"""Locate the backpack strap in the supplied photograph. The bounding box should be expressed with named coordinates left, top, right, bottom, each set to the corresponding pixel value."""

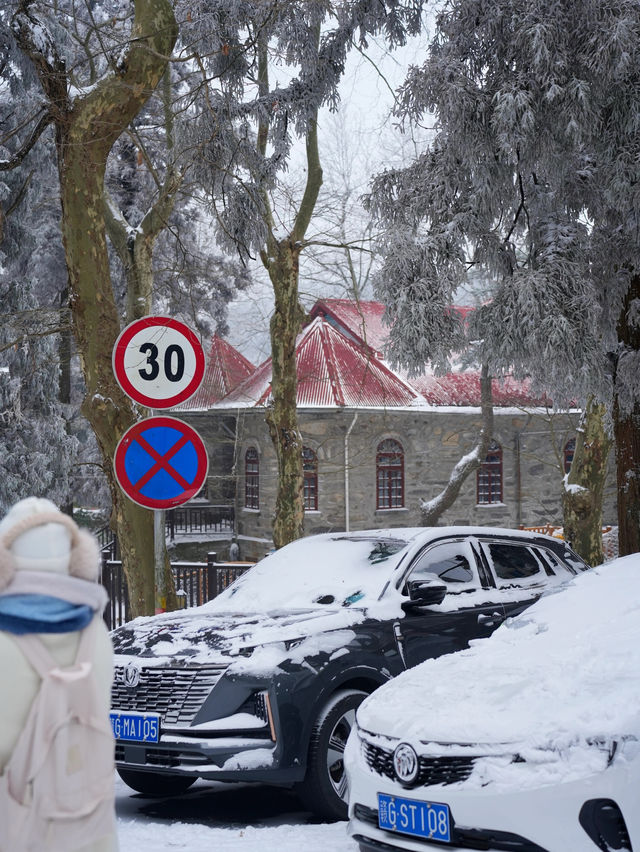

left=73, top=615, right=99, bottom=665
left=7, top=617, right=100, bottom=678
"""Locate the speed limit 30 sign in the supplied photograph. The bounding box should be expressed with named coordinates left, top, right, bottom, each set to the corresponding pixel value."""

left=112, top=317, right=205, bottom=408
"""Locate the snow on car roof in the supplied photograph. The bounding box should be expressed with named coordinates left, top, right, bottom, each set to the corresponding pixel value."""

left=203, top=526, right=553, bottom=614
left=202, top=529, right=423, bottom=613
left=357, top=553, right=640, bottom=746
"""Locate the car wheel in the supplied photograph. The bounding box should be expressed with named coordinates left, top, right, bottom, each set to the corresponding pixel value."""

left=297, top=688, right=367, bottom=821
left=117, top=766, right=197, bottom=796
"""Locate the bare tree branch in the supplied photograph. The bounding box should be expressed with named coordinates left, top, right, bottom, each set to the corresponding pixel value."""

left=0, top=111, right=53, bottom=171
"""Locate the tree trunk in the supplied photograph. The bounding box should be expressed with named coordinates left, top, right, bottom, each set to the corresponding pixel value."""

left=614, top=274, right=640, bottom=556
left=60, top=142, right=161, bottom=613
left=421, top=364, right=494, bottom=525
left=102, top=196, right=179, bottom=610
left=58, top=284, right=74, bottom=516
left=100, top=80, right=184, bottom=611
left=256, top=26, right=322, bottom=549
left=562, top=398, right=611, bottom=565
left=265, top=241, right=306, bottom=548
left=14, top=0, right=178, bottom=615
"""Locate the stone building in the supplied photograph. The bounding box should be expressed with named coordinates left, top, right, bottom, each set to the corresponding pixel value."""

left=180, top=300, right=615, bottom=561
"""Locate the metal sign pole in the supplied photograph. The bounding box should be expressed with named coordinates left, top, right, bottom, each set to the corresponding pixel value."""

left=154, top=508, right=166, bottom=613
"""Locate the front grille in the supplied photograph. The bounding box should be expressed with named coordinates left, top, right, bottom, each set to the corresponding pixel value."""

left=111, top=664, right=226, bottom=727
left=363, top=741, right=476, bottom=787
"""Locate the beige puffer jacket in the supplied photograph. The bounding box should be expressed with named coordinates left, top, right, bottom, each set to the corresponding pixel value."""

left=0, top=498, right=118, bottom=852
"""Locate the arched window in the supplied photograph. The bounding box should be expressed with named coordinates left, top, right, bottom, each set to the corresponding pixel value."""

left=563, top=438, right=576, bottom=474
left=477, top=440, right=503, bottom=504
left=302, top=447, right=318, bottom=511
left=244, top=447, right=259, bottom=509
left=376, top=439, right=404, bottom=509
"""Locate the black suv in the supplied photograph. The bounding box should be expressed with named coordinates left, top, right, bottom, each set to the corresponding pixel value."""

left=110, top=526, right=588, bottom=820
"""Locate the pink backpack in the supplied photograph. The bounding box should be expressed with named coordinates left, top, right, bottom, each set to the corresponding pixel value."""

left=0, top=619, right=116, bottom=852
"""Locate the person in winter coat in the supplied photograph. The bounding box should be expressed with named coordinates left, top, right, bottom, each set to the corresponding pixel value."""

left=0, top=497, right=117, bottom=852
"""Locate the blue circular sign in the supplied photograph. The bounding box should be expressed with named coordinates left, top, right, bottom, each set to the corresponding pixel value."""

left=114, top=416, right=209, bottom=509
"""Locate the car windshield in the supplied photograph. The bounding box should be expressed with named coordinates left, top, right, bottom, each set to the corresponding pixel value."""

left=202, top=533, right=413, bottom=613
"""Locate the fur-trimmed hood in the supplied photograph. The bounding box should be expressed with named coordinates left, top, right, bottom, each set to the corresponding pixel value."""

left=0, top=498, right=100, bottom=592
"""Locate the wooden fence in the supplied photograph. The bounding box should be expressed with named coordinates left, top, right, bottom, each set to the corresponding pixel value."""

left=100, top=551, right=252, bottom=629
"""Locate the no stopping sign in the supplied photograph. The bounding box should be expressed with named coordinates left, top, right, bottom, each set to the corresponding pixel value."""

left=113, top=317, right=205, bottom=408
left=114, top=416, right=209, bottom=509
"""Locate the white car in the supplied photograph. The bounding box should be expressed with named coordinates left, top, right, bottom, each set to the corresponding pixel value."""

left=345, top=553, right=640, bottom=852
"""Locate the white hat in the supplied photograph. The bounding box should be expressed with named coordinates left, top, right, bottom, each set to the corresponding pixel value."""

left=0, top=497, right=99, bottom=590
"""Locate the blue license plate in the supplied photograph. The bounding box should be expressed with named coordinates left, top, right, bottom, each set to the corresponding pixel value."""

left=378, top=792, right=451, bottom=843
left=110, top=711, right=160, bottom=743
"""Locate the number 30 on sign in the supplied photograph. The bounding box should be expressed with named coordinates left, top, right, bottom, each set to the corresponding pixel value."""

left=112, top=317, right=206, bottom=409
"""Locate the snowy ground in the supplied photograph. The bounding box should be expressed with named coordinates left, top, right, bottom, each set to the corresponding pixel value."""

left=115, top=776, right=355, bottom=851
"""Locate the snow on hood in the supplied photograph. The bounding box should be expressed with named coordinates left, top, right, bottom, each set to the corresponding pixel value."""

left=357, top=554, right=640, bottom=746
left=111, top=606, right=369, bottom=668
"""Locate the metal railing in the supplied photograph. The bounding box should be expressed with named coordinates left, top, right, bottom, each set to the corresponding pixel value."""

left=100, top=551, right=252, bottom=629
left=95, top=502, right=235, bottom=553
left=166, top=504, right=234, bottom=540
left=96, top=524, right=119, bottom=560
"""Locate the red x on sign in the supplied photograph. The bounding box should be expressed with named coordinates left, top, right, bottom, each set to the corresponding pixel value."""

left=114, top=416, right=209, bottom=509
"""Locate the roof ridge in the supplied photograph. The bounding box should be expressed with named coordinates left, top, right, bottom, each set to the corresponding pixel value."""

left=318, top=319, right=345, bottom=406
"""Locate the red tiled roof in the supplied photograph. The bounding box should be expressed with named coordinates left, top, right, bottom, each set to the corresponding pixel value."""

left=311, top=300, right=474, bottom=358
left=310, top=299, right=389, bottom=355
left=410, top=371, right=547, bottom=407
left=219, top=316, right=418, bottom=408
left=309, top=299, right=544, bottom=408
left=178, top=334, right=255, bottom=410
left=207, top=299, right=546, bottom=410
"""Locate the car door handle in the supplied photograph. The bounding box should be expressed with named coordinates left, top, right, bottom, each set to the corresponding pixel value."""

left=477, top=612, right=504, bottom=627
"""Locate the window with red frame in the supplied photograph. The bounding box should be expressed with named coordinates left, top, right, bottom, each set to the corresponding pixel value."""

left=563, top=438, right=576, bottom=474
left=477, top=440, right=503, bottom=504
left=302, top=446, right=318, bottom=511
left=245, top=447, right=259, bottom=509
left=376, top=439, right=404, bottom=509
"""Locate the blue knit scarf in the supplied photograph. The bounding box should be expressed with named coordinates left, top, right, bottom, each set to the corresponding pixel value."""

left=0, top=594, right=94, bottom=634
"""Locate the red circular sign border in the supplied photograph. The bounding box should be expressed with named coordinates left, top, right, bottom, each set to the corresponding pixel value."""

left=114, top=416, right=209, bottom=510
left=112, top=317, right=206, bottom=409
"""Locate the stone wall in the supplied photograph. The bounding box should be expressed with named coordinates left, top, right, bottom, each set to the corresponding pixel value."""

left=188, top=406, right=617, bottom=561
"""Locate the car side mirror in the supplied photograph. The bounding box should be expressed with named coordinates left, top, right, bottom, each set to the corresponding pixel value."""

left=403, top=578, right=447, bottom=609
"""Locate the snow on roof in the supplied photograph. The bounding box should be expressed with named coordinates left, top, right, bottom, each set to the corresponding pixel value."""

left=178, top=334, right=255, bottom=411
left=218, top=316, right=419, bottom=408
left=311, top=299, right=474, bottom=357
